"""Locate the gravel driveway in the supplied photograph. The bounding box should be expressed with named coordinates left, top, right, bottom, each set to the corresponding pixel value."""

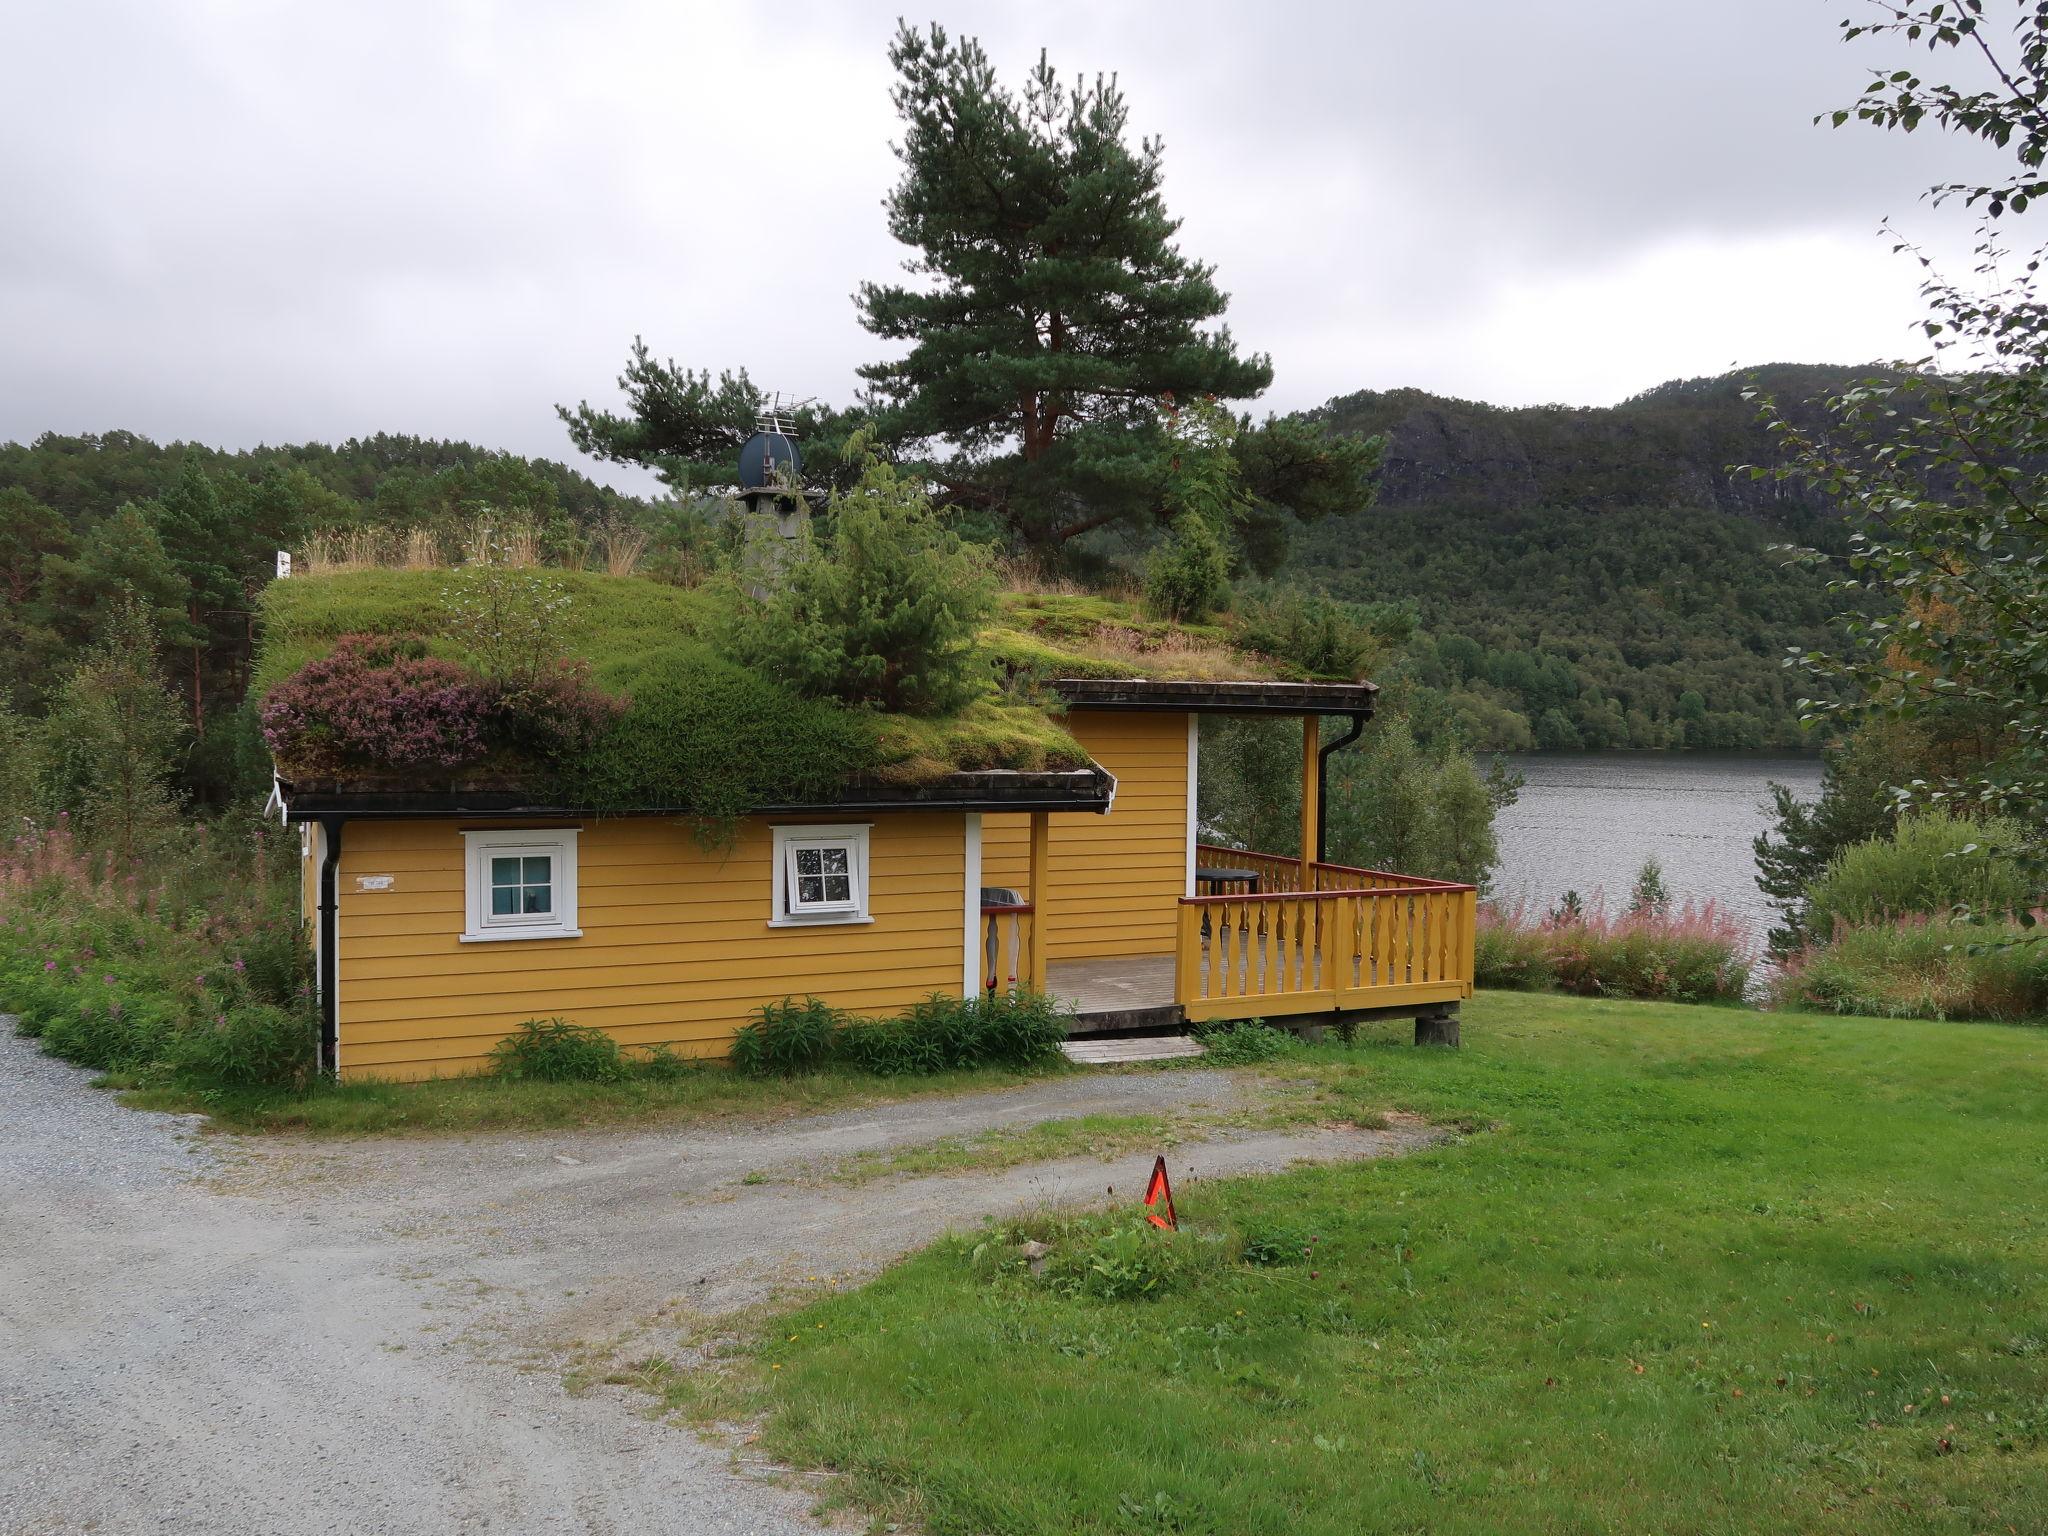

left=0, top=1024, right=1431, bottom=1535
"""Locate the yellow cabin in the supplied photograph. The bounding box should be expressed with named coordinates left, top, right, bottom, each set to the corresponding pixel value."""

left=281, top=676, right=1475, bottom=1081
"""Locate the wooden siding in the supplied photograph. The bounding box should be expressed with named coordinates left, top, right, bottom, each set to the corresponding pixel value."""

left=333, top=813, right=966, bottom=1081
left=984, top=709, right=1189, bottom=962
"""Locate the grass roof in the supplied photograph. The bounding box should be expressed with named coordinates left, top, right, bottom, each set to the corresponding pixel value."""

left=256, top=571, right=1309, bottom=813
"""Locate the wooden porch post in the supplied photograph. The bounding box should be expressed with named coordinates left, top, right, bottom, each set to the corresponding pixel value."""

left=1299, top=714, right=1320, bottom=885
left=1027, top=810, right=1051, bottom=991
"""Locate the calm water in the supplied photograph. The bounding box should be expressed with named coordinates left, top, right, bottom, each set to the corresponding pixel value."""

left=1490, top=752, right=1825, bottom=945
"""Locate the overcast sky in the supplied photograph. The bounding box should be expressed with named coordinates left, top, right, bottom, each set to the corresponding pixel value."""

left=0, top=0, right=2011, bottom=491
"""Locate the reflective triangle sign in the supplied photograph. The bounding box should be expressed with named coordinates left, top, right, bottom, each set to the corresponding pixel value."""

left=1143, top=1155, right=1177, bottom=1231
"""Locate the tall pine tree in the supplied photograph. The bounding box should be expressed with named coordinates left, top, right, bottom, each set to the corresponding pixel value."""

left=560, top=22, right=1379, bottom=565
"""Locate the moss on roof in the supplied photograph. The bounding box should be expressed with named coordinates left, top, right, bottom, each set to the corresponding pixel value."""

left=984, top=592, right=1284, bottom=683
left=257, top=572, right=1330, bottom=812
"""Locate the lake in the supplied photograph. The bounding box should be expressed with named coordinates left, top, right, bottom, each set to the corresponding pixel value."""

left=1489, top=752, right=1825, bottom=946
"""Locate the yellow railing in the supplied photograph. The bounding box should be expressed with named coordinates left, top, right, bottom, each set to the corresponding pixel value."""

left=1195, top=843, right=1468, bottom=896
left=1174, top=882, right=1478, bottom=1023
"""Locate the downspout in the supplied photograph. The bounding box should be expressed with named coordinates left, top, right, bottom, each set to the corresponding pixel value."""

left=316, top=815, right=345, bottom=1077
left=1314, top=713, right=1369, bottom=864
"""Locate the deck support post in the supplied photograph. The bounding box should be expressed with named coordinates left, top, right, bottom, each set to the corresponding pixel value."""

left=1415, top=1005, right=1461, bottom=1048
left=1298, top=714, right=1319, bottom=888
left=1026, top=810, right=1050, bottom=992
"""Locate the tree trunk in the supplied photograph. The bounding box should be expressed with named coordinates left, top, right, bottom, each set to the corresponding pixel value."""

left=190, top=607, right=205, bottom=735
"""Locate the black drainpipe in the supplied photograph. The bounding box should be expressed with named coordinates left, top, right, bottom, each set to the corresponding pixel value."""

left=316, top=815, right=345, bottom=1076
left=1315, top=713, right=1369, bottom=864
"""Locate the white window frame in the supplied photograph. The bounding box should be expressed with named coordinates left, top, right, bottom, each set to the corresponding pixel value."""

left=770, top=823, right=872, bottom=927
left=461, top=828, right=581, bottom=943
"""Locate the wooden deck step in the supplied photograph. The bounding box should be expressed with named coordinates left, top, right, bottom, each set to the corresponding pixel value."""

left=1061, top=1034, right=1206, bottom=1065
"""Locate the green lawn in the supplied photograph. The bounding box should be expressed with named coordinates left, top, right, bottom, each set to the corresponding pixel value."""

left=654, top=992, right=2048, bottom=1535
left=119, top=1060, right=1077, bottom=1137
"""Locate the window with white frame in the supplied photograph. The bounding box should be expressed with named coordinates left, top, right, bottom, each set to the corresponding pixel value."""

left=461, top=828, right=581, bottom=942
left=770, top=824, right=871, bottom=925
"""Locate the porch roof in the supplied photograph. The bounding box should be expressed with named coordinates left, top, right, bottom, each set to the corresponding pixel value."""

left=1052, top=677, right=1378, bottom=716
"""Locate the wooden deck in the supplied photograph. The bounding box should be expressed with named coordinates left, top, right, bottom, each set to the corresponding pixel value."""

left=1047, top=955, right=1179, bottom=1033
left=1032, top=849, right=1478, bottom=1037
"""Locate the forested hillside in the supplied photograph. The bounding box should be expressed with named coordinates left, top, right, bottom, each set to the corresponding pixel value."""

left=1284, top=364, right=1863, bottom=750
left=1, top=362, right=1858, bottom=791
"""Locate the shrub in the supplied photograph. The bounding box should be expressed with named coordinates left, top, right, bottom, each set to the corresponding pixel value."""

left=730, top=996, right=843, bottom=1076
left=0, top=812, right=322, bottom=1089
left=1142, top=512, right=1232, bottom=624
left=1804, top=815, right=2034, bottom=934
left=489, top=659, right=626, bottom=761
left=1233, top=588, right=1387, bottom=680
left=835, top=989, right=1071, bottom=1075
left=960, top=989, right=1071, bottom=1068
left=568, top=649, right=874, bottom=823
left=1478, top=895, right=1752, bottom=1004
left=487, top=1016, right=629, bottom=1083
left=1474, top=914, right=1556, bottom=991
left=166, top=1001, right=316, bottom=1089
left=1042, top=1218, right=1229, bottom=1301
left=722, top=446, right=996, bottom=716
left=234, top=917, right=313, bottom=1008
left=1194, top=1020, right=1288, bottom=1065
left=40, top=989, right=178, bottom=1075
left=1771, top=917, right=2048, bottom=1023
left=260, top=634, right=492, bottom=775
left=636, top=1042, right=699, bottom=1081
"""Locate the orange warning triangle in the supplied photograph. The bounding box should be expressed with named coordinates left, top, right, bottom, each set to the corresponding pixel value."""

left=1143, top=1155, right=1177, bottom=1230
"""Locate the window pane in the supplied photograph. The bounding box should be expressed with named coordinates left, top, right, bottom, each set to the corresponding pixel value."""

left=491, top=886, right=519, bottom=916
left=820, top=847, right=849, bottom=875
left=823, top=875, right=851, bottom=903
left=797, top=876, right=825, bottom=904
left=490, top=856, right=521, bottom=887
left=522, top=856, right=551, bottom=884
left=522, top=885, right=552, bottom=915
left=795, top=848, right=822, bottom=876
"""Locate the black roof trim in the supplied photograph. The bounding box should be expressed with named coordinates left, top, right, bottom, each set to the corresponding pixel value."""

left=1054, top=678, right=1378, bottom=715
left=277, top=767, right=1117, bottom=822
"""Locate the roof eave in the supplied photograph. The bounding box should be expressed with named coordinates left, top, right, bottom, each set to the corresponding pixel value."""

left=275, top=766, right=1117, bottom=822
left=1052, top=677, right=1378, bottom=716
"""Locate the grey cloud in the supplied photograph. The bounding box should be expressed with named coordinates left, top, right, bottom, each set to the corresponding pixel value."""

left=0, top=0, right=2018, bottom=490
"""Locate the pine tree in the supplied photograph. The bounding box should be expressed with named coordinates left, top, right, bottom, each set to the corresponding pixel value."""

left=560, top=23, right=1381, bottom=564
left=40, top=504, right=195, bottom=651
left=722, top=443, right=996, bottom=715
left=153, top=460, right=243, bottom=731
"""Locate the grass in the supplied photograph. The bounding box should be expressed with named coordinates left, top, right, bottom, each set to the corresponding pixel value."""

left=634, top=991, right=2048, bottom=1535
left=120, top=1059, right=1079, bottom=1137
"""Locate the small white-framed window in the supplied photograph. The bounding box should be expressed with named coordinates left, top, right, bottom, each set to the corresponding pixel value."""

left=770, top=824, right=872, bottom=926
left=461, top=828, right=581, bottom=942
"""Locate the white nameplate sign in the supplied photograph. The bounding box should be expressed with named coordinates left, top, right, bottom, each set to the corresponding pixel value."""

left=355, top=875, right=396, bottom=892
